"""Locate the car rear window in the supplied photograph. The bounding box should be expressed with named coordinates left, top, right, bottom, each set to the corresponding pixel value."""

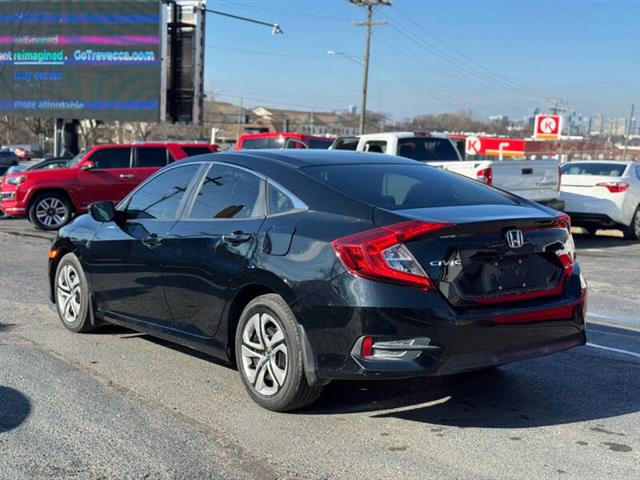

left=561, top=162, right=627, bottom=177
left=240, top=138, right=285, bottom=149
left=308, top=139, right=333, bottom=149
left=304, top=163, right=516, bottom=210
left=397, top=138, right=460, bottom=162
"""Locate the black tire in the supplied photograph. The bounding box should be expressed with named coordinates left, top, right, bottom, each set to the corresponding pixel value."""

left=235, top=294, right=323, bottom=412
left=623, top=206, right=640, bottom=241
left=54, top=253, right=95, bottom=333
left=28, top=192, right=73, bottom=231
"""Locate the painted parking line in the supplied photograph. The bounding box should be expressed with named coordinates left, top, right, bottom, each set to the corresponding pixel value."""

left=586, top=342, right=640, bottom=359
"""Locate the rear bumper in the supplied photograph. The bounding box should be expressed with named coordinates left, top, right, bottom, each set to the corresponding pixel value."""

left=561, top=192, right=627, bottom=225
left=297, top=270, right=586, bottom=382
left=566, top=212, right=623, bottom=228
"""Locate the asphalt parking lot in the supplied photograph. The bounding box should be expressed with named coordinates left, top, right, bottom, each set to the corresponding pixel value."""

left=0, top=219, right=638, bottom=480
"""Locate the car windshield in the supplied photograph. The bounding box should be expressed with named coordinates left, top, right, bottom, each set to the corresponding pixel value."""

left=561, top=162, right=627, bottom=177
left=303, top=163, right=517, bottom=210
left=65, top=150, right=88, bottom=169
left=396, top=138, right=460, bottom=162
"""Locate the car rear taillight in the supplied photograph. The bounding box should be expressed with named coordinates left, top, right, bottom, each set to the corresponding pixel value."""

left=476, top=167, right=493, bottom=185
left=596, top=182, right=629, bottom=193
left=553, top=211, right=576, bottom=268
left=331, top=220, right=453, bottom=289
left=553, top=212, right=571, bottom=229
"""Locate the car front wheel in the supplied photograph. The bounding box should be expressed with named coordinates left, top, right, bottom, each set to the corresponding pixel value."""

left=29, top=192, right=72, bottom=230
left=235, top=294, right=323, bottom=412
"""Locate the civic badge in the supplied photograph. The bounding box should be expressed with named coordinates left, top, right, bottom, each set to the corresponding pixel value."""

left=505, top=229, right=524, bottom=249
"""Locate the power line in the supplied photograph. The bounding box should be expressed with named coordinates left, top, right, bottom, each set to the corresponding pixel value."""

left=387, top=6, right=556, bottom=102
left=379, top=11, right=556, bottom=104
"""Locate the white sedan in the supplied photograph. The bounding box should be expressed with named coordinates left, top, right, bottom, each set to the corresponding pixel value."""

left=560, top=160, right=640, bottom=240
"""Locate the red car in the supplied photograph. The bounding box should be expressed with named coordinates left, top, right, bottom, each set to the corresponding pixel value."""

left=236, top=132, right=334, bottom=150
left=0, top=142, right=217, bottom=230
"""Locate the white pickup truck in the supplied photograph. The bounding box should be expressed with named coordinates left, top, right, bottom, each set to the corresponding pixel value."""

left=331, top=132, right=564, bottom=210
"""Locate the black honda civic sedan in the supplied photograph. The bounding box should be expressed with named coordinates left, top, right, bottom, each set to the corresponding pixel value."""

left=48, top=150, right=587, bottom=411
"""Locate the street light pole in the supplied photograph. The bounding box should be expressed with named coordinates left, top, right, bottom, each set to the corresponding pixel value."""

left=350, top=0, right=389, bottom=135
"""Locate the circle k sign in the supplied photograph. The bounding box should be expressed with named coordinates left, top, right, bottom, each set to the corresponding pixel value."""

left=534, top=114, right=562, bottom=139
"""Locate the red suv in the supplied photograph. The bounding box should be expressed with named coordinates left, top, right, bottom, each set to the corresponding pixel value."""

left=236, top=132, right=334, bottom=150
left=0, top=142, right=217, bottom=230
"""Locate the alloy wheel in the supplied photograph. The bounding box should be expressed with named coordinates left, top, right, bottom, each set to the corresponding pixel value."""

left=635, top=212, right=640, bottom=237
left=57, top=264, right=82, bottom=324
left=35, top=197, right=67, bottom=228
left=240, top=313, right=288, bottom=396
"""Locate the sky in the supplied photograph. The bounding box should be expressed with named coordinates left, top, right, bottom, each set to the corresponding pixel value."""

left=203, top=0, right=640, bottom=121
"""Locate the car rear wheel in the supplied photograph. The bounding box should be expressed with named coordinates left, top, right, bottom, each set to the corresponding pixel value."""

left=623, top=206, right=640, bottom=241
left=55, top=254, right=95, bottom=333
left=29, top=192, right=72, bottom=230
left=235, top=293, right=323, bottom=412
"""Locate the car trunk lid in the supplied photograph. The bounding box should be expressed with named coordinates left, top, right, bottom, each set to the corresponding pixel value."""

left=374, top=205, right=574, bottom=308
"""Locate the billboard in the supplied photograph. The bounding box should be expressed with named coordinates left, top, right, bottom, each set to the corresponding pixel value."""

left=0, top=0, right=163, bottom=122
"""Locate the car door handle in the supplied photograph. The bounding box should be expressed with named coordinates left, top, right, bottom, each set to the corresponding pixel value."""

left=141, top=234, right=163, bottom=249
left=223, top=231, right=253, bottom=245
left=120, top=174, right=134, bottom=179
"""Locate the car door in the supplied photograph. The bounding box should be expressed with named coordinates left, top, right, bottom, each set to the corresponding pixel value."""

left=86, top=163, right=203, bottom=329
left=162, top=163, right=266, bottom=339
left=75, top=147, right=134, bottom=211
left=131, top=146, right=173, bottom=185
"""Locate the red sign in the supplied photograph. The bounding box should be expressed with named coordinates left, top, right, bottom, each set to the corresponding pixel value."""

left=465, top=136, right=526, bottom=158
left=534, top=114, right=562, bottom=139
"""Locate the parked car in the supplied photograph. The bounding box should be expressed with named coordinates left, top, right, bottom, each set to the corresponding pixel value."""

left=48, top=150, right=586, bottom=412
left=2, top=144, right=43, bottom=160
left=561, top=160, right=640, bottom=240
left=0, top=142, right=218, bottom=230
left=331, top=132, right=564, bottom=210
left=0, top=150, right=20, bottom=174
left=236, top=132, right=334, bottom=150
left=5, top=156, right=72, bottom=176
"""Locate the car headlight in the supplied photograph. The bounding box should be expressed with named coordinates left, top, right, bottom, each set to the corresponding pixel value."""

left=5, top=175, right=26, bottom=186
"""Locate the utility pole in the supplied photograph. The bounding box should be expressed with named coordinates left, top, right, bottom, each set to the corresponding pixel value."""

left=236, top=97, right=244, bottom=141
left=350, top=0, right=390, bottom=135
left=622, top=103, right=635, bottom=161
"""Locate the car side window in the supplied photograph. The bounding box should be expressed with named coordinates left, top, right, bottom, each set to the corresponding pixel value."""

left=285, top=139, right=307, bottom=149
left=125, top=164, right=200, bottom=220
left=636, top=166, right=640, bottom=181
left=267, top=183, right=296, bottom=215
left=135, top=147, right=170, bottom=168
left=189, top=164, right=264, bottom=219
left=89, top=148, right=132, bottom=169
left=364, top=141, right=387, bottom=154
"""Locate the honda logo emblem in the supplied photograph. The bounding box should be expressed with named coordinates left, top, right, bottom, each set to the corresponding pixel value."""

left=505, top=229, right=524, bottom=249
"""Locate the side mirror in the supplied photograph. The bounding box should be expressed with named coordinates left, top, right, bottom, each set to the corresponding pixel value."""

left=80, top=160, right=96, bottom=171
left=89, top=201, right=117, bottom=223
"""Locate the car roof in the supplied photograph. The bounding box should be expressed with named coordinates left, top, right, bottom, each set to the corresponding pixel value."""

left=358, top=131, right=451, bottom=140
left=181, top=149, right=416, bottom=170
left=238, top=132, right=331, bottom=140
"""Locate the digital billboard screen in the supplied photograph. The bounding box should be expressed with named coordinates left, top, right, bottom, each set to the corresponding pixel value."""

left=0, top=0, right=163, bottom=122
